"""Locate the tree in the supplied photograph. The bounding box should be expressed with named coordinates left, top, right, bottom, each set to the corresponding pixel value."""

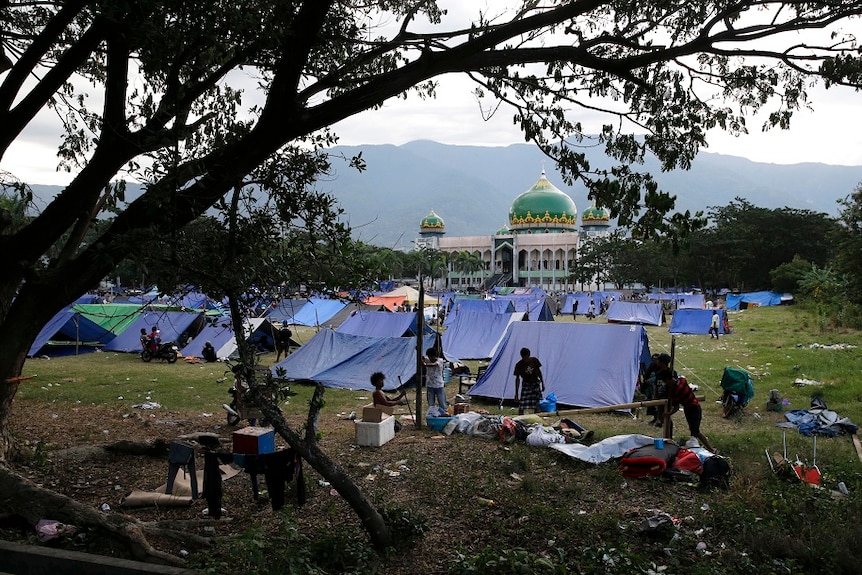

left=452, top=250, right=485, bottom=287
left=770, top=255, right=813, bottom=294
left=3, top=0, right=862, bottom=556
left=835, top=184, right=862, bottom=304
left=683, top=199, right=841, bottom=290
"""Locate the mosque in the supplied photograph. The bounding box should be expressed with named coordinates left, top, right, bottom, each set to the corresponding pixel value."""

left=415, top=170, right=611, bottom=292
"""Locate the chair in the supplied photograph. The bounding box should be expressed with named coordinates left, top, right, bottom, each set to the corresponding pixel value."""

left=720, top=366, right=754, bottom=418
left=458, top=365, right=487, bottom=395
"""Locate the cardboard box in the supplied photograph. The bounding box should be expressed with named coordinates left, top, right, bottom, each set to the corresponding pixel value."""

left=355, top=415, right=395, bottom=447
left=361, top=403, right=393, bottom=423
left=231, top=426, right=276, bottom=455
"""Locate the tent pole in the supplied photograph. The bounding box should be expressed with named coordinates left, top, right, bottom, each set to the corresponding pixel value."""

left=536, top=396, right=703, bottom=417
left=414, top=274, right=424, bottom=429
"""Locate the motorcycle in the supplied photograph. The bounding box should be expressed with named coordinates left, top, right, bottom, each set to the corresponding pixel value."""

left=140, top=341, right=179, bottom=363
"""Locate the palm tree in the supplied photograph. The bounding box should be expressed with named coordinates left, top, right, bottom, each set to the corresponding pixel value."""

left=453, top=251, right=485, bottom=288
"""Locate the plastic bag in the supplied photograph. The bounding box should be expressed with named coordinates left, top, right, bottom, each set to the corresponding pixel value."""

left=426, top=406, right=446, bottom=418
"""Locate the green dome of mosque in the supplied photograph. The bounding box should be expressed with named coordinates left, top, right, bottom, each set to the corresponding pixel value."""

left=495, top=224, right=511, bottom=236
left=582, top=203, right=611, bottom=226
left=508, top=171, right=577, bottom=233
left=419, top=210, right=445, bottom=234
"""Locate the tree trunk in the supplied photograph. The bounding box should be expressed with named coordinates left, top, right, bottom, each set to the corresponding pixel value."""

left=0, top=464, right=199, bottom=566
left=253, top=385, right=393, bottom=549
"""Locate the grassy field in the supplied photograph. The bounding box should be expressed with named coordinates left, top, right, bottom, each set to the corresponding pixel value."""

left=13, top=304, right=862, bottom=574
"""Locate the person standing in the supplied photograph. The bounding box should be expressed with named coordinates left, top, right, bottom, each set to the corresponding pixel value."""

left=513, top=347, right=544, bottom=415
left=587, top=300, right=595, bottom=320
left=640, top=353, right=661, bottom=425
left=709, top=310, right=720, bottom=339
left=572, top=299, right=579, bottom=321
left=423, top=347, right=448, bottom=412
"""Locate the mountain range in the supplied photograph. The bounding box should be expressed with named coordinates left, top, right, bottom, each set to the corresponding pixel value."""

left=29, top=140, right=862, bottom=250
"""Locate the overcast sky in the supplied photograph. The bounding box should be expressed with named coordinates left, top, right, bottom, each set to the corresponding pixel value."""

left=4, top=3, right=862, bottom=186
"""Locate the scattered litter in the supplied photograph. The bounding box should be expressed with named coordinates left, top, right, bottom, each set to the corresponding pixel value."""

left=639, top=513, right=675, bottom=538
left=317, top=480, right=331, bottom=487
left=330, top=488, right=339, bottom=496
left=807, top=343, right=857, bottom=350
left=35, top=519, right=75, bottom=542
left=179, top=549, right=189, bottom=558
left=510, top=473, right=523, bottom=481
left=477, top=497, right=496, bottom=506
left=700, top=503, right=709, bottom=511
left=201, top=412, right=213, bottom=417
left=794, top=378, right=824, bottom=387
left=100, top=503, right=111, bottom=511
left=132, top=401, right=161, bottom=409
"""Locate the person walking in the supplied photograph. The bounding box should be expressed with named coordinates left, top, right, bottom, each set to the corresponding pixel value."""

left=709, top=310, right=720, bottom=339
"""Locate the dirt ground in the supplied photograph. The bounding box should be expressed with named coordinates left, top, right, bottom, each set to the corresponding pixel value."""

left=4, top=400, right=501, bottom=572
left=5, top=399, right=717, bottom=574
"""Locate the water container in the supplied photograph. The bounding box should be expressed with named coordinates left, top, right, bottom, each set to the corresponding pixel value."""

left=443, top=366, right=452, bottom=383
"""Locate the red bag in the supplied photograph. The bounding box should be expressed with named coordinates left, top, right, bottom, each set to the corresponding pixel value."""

left=670, top=448, right=703, bottom=475
left=497, top=417, right=516, bottom=443
left=618, top=443, right=679, bottom=478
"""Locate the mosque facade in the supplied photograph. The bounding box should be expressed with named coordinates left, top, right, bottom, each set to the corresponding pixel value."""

left=415, top=170, right=611, bottom=291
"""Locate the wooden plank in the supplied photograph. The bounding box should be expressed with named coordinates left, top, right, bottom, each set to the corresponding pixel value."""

left=537, top=396, right=705, bottom=417
left=852, top=434, right=862, bottom=463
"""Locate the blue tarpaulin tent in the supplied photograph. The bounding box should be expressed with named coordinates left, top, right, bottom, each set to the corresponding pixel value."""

left=103, top=311, right=204, bottom=352
left=725, top=291, right=783, bottom=310
left=668, top=308, right=728, bottom=335
left=28, top=306, right=116, bottom=356
left=264, top=299, right=309, bottom=323
left=494, top=295, right=554, bottom=321
left=322, top=302, right=388, bottom=329
left=442, top=311, right=526, bottom=360
left=336, top=311, right=434, bottom=338
left=443, top=298, right=515, bottom=326
left=560, top=292, right=624, bottom=315
left=181, top=316, right=236, bottom=359
left=181, top=316, right=277, bottom=359
left=467, top=322, right=651, bottom=408
left=270, top=329, right=434, bottom=391
left=286, top=298, right=347, bottom=326
left=606, top=301, right=664, bottom=326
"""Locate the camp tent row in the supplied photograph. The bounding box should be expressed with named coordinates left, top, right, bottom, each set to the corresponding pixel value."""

left=29, top=304, right=278, bottom=360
